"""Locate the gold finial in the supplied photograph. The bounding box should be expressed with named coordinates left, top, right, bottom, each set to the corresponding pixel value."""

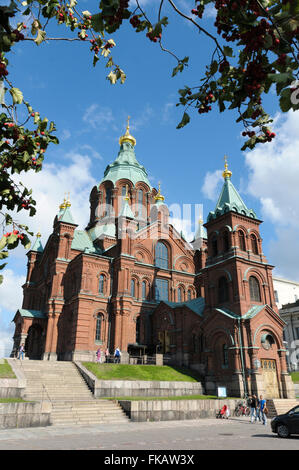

left=154, top=181, right=165, bottom=202
left=65, top=192, right=71, bottom=207
left=119, top=115, right=136, bottom=147
left=198, top=217, right=203, bottom=225
left=222, top=155, right=232, bottom=179
left=36, top=231, right=41, bottom=238
left=59, top=195, right=67, bottom=210
left=124, top=184, right=130, bottom=201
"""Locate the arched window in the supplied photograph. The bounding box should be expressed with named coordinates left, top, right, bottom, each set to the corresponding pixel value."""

left=251, top=234, right=258, bottom=254
left=249, top=276, right=261, bottom=302
left=137, top=189, right=143, bottom=218
left=142, top=281, right=147, bottom=301
left=155, top=241, right=168, bottom=269
left=122, top=186, right=127, bottom=198
left=218, top=276, right=229, bottom=303
left=99, top=274, right=104, bottom=294
left=178, top=287, right=183, bottom=303
left=187, top=289, right=192, bottom=301
left=238, top=230, right=246, bottom=251
left=95, top=314, right=103, bottom=341
left=223, top=231, right=230, bottom=252
left=222, top=344, right=228, bottom=367
left=105, top=187, right=112, bottom=215
left=131, top=279, right=136, bottom=298
left=211, top=237, right=218, bottom=257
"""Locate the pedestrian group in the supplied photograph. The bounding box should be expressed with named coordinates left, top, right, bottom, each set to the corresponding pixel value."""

left=248, top=394, right=268, bottom=425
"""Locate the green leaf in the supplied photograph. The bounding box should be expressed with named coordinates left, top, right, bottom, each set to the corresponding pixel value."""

left=176, top=112, right=190, bottom=129
left=9, top=87, right=23, bottom=104
left=223, top=46, right=234, bottom=58
left=0, top=236, right=7, bottom=251
left=280, top=88, right=292, bottom=112
left=107, top=71, right=117, bottom=85
left=34, top=29, right=46, bottom=46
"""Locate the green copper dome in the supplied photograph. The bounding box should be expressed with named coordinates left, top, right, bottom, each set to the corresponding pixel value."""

left=99, top=140, right=152, bottom=189
left=208, top=163, right=257, bottom=221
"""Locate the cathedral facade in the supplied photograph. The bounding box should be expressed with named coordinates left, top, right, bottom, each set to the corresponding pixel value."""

left=11, top=123, right=295, bottom=399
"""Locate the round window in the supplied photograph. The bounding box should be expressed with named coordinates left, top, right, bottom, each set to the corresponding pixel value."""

left=261, top=333, right=275, bottom=350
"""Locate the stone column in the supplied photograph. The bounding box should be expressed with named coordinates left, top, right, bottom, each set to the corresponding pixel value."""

left=43, top=312, right=59, bottom=361
left=278, top=349, right=296, bottom=398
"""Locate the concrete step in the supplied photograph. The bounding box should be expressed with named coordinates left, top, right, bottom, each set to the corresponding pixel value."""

left=18, top=359, right=130, bottom=426
left=266, top=399, right=298, bottom=418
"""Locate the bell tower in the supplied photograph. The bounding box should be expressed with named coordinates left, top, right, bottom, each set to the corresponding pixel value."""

left=203, top=157, right=277, bottom=316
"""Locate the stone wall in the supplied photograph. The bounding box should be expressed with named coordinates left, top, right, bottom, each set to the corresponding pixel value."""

left=0, top=359, right=27, bottom=399
left=119, top=398, right=240, bottom=422
left=75, top=361, right=204, bottom=397
left=0, top=401, right=51, bottom=429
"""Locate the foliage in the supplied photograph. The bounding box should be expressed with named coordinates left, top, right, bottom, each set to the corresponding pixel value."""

left=1, top=0, right=299, bottom=280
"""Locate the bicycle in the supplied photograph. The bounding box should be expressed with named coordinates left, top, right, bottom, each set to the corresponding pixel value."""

left=234, top=402, right=250, bottom=417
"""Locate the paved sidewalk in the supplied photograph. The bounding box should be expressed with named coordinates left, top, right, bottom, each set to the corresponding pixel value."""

left=0, top=417, right=298, bottom=450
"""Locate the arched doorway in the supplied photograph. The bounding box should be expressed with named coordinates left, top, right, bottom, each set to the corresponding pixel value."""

left=25, top=325, right=44, bottom=360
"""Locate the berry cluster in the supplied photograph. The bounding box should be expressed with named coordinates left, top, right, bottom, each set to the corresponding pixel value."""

left=3, top=230, right=24, bottom=240
left=198, top=91, right=215, bottom=114
left=264, top=129, right=276, bottom=141
left=191, top=5, right=204, bottom=19
left=129, top=15, right=141, bottom=28
left=146, top=31, right=161, bottom=43
left=11, top=29, right=24, bottom=42
left=242, top=130, right=255, bottom=137
left=90, top=39, right=100, bottom=54
left=0, top=62, right=8, bottom=78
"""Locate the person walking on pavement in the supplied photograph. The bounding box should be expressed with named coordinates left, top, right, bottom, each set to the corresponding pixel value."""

left=249, top=394, right=258, bottom=423
left=259, top=395, right=268, bottom=425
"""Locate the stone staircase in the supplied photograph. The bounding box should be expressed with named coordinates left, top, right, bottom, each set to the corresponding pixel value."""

left=266, top=399, right=298, bottom=418
left=16, top=360, right=129, bottom=426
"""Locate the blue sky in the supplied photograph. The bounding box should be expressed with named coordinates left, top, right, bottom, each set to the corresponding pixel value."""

left=1, top=0, right=299, bottom=355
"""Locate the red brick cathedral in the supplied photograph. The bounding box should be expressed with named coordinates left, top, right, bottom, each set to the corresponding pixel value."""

left=12, top=122, right=295, bottom=398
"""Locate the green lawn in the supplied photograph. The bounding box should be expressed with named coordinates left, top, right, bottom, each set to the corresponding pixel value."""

left=291, top=372, right=299, bottom=384
left=0, top=398, right=25, bottom=403
left=0, top=359, right=16, bottom=379
left=83, top=363, right=201, bottom=382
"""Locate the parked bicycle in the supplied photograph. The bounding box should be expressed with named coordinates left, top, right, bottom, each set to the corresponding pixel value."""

left=234, top=402, right=250, bottom=417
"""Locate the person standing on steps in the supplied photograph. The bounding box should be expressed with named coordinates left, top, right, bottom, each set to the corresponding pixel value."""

left=18, top=343, right=25, bottom=360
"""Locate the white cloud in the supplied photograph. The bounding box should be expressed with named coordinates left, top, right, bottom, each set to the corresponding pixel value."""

left=0, top=269, right=26, bottom=357
left=244, top=110, right=299, bottom=281
left=245, top=111, right=299, bottom=228
left=83, top=104, right=116, bottom=130
left=0, top=151, right=98, bottom=353
left=202, top=169, right=223, bottom=201
left=11, top=150, right=97, bottom=244
left=60, top=129, right=71, bottom=141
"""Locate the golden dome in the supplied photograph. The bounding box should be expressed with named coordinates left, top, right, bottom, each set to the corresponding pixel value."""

left=222, top=155, right=232, bottom=179
left=119, top=116, right=136, bottom=147
left=154, top=182, right=165, bottom=202
left=59, top=198, right=67, bottom=210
